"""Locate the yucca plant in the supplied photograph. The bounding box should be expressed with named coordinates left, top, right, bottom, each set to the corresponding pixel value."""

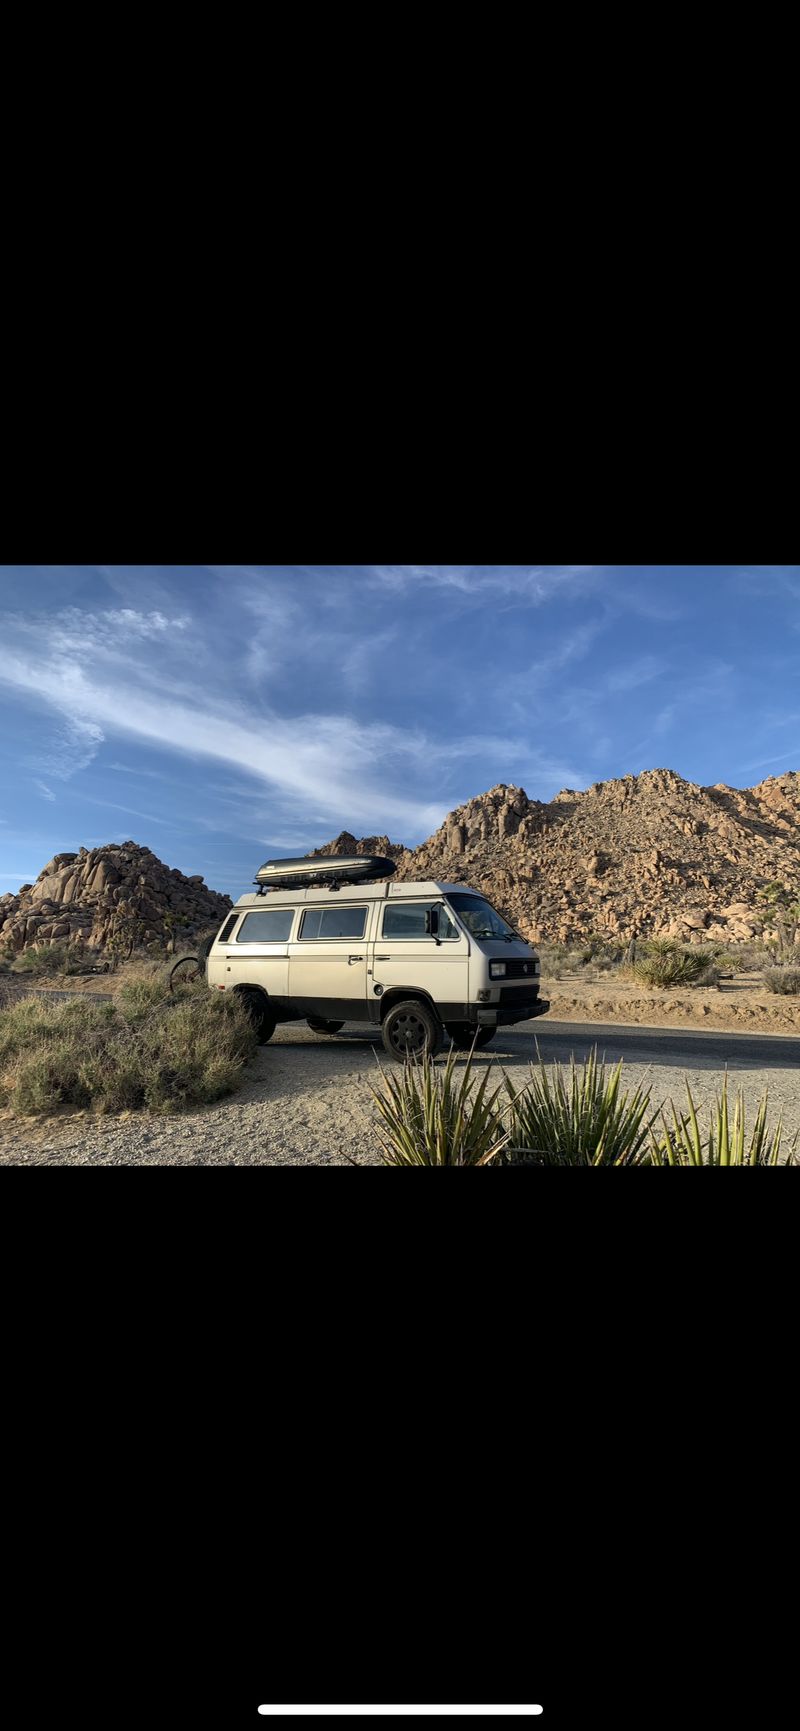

left=502, top=1042, right=659, bottom=1165
left=372, top=1042, right=509, bottom=1165
left=646, top=1077, right=798, bottom=1166
left=633, top=941, right=708, bottom=987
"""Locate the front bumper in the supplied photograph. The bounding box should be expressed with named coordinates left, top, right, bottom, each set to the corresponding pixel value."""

left=475, top=998, right=550, bottom=1028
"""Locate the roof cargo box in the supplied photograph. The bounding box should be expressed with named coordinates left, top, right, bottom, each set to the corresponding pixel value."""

left=254, top=855, right=397, bottom=890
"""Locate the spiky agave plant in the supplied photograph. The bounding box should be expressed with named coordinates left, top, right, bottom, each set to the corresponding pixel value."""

left=503, top=1041, right=659, bottom=1166
left=372, top=1041, right=509, bottom=1166
left=647, top=1076, right=798, bottom=1166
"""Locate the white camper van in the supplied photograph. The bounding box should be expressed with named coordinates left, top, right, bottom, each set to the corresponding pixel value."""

left=205, top=855, right=548, bottom=1061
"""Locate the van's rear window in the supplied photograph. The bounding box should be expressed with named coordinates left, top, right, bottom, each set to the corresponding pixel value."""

left=235, top=909, right=295, bottom=942
left=300, top=906, right=367, bottom=940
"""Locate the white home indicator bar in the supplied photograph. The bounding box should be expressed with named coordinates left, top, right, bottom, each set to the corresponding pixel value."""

left=257, top=1711, right=543, bottom=1718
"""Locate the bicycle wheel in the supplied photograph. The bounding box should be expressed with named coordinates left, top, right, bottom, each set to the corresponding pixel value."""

left=170, top=955, right=203, bottom=991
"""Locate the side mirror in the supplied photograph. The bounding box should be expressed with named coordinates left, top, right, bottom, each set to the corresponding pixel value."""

left=425, top=908, right=442, bottom=945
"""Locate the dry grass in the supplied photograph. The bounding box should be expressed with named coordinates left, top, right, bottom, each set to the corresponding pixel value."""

left=0, top=977, right=257, bottom=1117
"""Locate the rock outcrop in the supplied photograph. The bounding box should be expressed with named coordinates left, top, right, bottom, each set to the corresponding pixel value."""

left=311, top=831, right=408, bottom=867
left=0, top=843, right=232, bottom=959
left=7, top=766, right=800, bottom=961
left=318, top=769, right=800, bottom=946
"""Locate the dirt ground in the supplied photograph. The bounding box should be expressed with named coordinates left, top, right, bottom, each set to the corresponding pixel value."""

left=541, top=972, right=800, bottom=1036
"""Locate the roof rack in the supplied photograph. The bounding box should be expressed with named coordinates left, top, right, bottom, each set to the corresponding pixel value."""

left=254, top=854, right=397, bottom=892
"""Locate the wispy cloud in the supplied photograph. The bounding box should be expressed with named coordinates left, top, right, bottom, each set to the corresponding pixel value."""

left=735, top=750, right=800, bottom=773
left=367, top=565, right=599, bottom=604
left=605, top=655, right=667, bottom=693
left=108, top=761, right=171, bottom=780
left=652, top=703, right=676, bottom=737
left=0, top=606, right=449, bottom=836
left=34, top=780, right=55, bottom=801
left=79, top=796, right=175, bottom=827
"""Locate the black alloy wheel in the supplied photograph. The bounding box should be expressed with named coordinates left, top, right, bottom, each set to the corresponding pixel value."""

left=381, top=999, right=442, bottom=1063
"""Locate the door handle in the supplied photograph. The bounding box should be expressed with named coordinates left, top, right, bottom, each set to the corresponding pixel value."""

left=376, top=955, right=391, bottom=961
left=348, top=955, right=363, bottom=964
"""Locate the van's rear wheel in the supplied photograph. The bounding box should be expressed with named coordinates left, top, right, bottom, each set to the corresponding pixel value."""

left=381, top=999, right=442, bottom=1063
left=306, top=1017, right=345, bottom=1034
left=445, top=1023, right=495, bottom=1050
left=238, top=989, right=276, bottom=1043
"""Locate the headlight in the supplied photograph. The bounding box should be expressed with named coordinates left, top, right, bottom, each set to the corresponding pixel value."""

left=489, top=961, right=506, bottom=979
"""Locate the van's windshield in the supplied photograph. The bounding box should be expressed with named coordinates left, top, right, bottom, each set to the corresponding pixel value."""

left=445, top=892, right=519, bottom=941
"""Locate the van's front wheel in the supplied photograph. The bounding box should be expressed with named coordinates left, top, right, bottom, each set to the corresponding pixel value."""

left=381, top=999, right=442, bottom=1063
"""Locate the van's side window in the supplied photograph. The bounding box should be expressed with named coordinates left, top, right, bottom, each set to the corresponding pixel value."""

left=235, top=909, right=295, bottom=942
left=382, top=902, right=459, bottom=940
left=300, top=906, right=368, bottom=940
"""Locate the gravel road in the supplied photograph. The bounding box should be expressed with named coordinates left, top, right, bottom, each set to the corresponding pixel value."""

left=2, top=1017, right=800, bottom=1166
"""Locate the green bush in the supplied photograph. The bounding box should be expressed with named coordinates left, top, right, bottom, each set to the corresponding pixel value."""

left=0, top=988, right=258, bottom=1117
left=763, top=966, right=800, bottom=995
left=633, top=940, right=708, bottom=987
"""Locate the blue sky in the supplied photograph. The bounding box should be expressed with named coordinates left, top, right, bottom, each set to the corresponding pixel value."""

left=1, top=564, right=798, bottom=898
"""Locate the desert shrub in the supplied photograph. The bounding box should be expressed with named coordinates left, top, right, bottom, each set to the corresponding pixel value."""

left=536, top=943, right=568, bottom=973
left=633, top=941, right=708, bottom=987
left=372, top=1044, right=797, bottom=1169
left=502, top=1044, right=658, bottom=1166
left=648, top=1078, right=798, bottom=1166
left=581, top=936, right=626, bottom=965
left=763, top=966, right=800, bottom=996
left=537, top=943, right=591, bottom=977
left=755, top=881, right=800, bottom=960
left=372, top=1043, right=509, bottom=1165
left=0, top=997, right=114, bottom=1070
left=0, top=988, right=257, bottom=1116
left=114, top=971, right=170, bottom=1021
left=13, top=943, right=73, bottom=976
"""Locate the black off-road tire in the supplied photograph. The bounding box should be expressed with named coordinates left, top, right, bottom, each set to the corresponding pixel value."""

left=381, top=998, right=443, bottom=1063
left=238, top=989, right=277, bottom=1043
left=306, top=1017, right=345, bottom=1034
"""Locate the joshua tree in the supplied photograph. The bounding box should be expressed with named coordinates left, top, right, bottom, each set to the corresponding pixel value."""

left=755, top=881, right=800, bottom=960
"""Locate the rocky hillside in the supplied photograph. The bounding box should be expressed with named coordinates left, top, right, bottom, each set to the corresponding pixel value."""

left=311, top=831, right=407, bottom=866
left=319, top=770, right=800, bottom=946
left=0, top=843, right=232, bottom=959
